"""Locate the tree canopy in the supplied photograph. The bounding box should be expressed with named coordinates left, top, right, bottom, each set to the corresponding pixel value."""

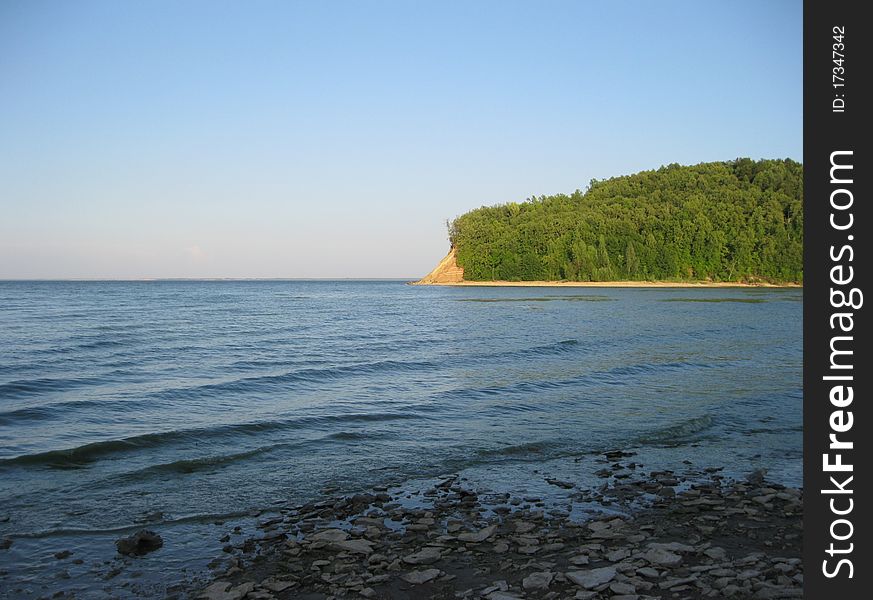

left=448, top=158, right=803, bottom=283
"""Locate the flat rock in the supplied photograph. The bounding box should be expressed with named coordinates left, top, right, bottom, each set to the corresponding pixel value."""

left=457, top=524, right=498, bottom=543
left=704, top=546, right=728, bottom=560
left=648, top=541, right=695, bottom=553
left=199, top=581, right=255, bottom=600
left=636, top=567, right=660, bottom=578
left=401, top=568, right=440, bottom=584
left=311, top=529, right=349, bottom=543
left=261, top=579, right=295, bottom=592
left=403, top=546, right=442, bottom=565
left=566, top=566, right=617, bottom=589
left=642, top=547, right=682, bottom=567
left=606, top=548, right=630, bottom=562
left=515, top=521, right=536, bottom=534
left=332, top=539, right=374, bottom=555
left=610, top=581, right=636, bottom=594
left=522, top=571, right=554, bottom=590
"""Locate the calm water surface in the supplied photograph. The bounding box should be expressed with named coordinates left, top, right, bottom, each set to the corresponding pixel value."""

left=0, top=281, right=802, bottom=598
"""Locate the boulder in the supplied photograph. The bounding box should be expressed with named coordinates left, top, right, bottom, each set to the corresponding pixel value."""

left=116, top=530, right=163, bottom=556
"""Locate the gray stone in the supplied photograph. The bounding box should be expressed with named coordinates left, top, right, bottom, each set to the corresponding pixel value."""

left=610, top=581, right=636, bottom=594
left=261, top=579, right=295, bottom=593
left=199, top=581, right=255, bottom=600
left=458, top=525, right=498, bottom=543
left=642, top=547, right=682, bottom=567
left=400, top=568, right=440, bottom=584
left=522, top=571, right=554, bottom=590
left=648, top=541, right=696, bottom=553
left=704, top=546, right=727, bottom=560
left=606, top=548, right=630, bottom=562
left=636, top=567, right=660, bottom=578
left=566, top=566, right=617, bottom=589
left=311, top=529, right=349, bottom=543
left=403, top=546, right=442, bottom=565
left=659, top=576, right=698, bottom=590
left=515, top=521, right=536, bottom=534
left=332, top=539, right=374, bottom=555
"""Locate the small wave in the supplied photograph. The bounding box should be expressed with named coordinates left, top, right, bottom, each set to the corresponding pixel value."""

left=435, top=360, right=711, bottom=402
left=0, top=376, right=105, bottom=400
left=476, top=440, right=558, bottom=457
left=13, top=509, right=260, bottom=540
left=328, top=431, right=384, bottom=441
left=516, top=338, right=580, bottom=356
left=635, top=414, right=715, bottom=446
left=0, top=411, right=423, bottom=468
left=134, top=446, right=277, bottom=475
left=149, top=358, right=438, bottom=400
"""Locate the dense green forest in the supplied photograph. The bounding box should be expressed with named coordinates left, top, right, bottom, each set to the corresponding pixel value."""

left=448, top=159, right=803, bottom=283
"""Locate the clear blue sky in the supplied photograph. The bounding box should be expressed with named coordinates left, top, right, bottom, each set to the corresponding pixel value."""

left=0, top=0, right=801, bottom=279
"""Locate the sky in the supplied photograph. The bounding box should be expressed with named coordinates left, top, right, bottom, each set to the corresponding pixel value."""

left=0, top=0, right=802, bottom=279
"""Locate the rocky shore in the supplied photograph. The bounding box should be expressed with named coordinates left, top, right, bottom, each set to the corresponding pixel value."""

left=188, top=453, right=803, bottom=600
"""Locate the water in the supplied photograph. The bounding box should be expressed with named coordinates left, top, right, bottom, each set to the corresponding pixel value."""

left=0, top=281, right=802, bottom=597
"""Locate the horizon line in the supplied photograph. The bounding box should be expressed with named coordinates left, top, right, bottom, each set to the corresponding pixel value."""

left=0, top=277, right=420, bottom=282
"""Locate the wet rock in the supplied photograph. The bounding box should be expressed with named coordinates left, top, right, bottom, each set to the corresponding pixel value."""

left=400, top=568, right=440, bottom=584
left=641, top=547, right=682, bottom=567
left=704, top=546, right=728, bottom=560
left=514, top=521, right=536, bottom=534
left=545, top=478, right=574, bottom=489
left=566, top=566, right=617, bottom=589
left=116, top=530, right=163, bottom=556
left=648, top=541, right=695, bottom=553
left=636, top=567, right=659, bottom=578
left=332, top=539, right=374, bottom=555
left=403, top=546, right=442, bottom=565
left=609, top=581, right=636, bottom=594
left=53, top=550, right=72, bottom=560
left=747, top=469, right=768, bottom=486
left=606, top=548, right=630, bottom=562
left=311, top=528, right=349, bottom=543
left=260, top=579, right=295, bottom=592
left=198, top=581, right=255, bottom=600
left=457, top=524, right=497, bottom=543
left=1, top=538, right=13, bottom=550
left=493, top=542, right=510, bottom=553
left=658, top=575, right=698, bottom=590
left=522, top=571, right=554, bottom=590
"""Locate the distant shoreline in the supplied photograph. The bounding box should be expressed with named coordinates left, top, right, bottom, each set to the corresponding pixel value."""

left=412, top=280, right=802, bottom=288
left=413, top=248, right=802, bottom=288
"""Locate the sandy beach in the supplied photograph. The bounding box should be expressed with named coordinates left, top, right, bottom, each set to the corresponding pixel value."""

left=412, top=280, right=801, bottom=288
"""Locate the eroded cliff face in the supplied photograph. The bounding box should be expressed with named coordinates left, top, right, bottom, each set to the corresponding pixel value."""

left=414, top=248, right=464, bottom=284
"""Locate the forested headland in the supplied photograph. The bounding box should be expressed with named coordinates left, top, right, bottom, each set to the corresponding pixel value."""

left=447, top=159, right=802, bottom=283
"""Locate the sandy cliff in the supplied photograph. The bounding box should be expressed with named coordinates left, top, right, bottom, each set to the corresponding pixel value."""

left=413, top=248, right=465, bottom=284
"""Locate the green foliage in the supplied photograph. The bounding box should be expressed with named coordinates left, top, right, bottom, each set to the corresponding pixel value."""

left=449, top=159, right=803, bottom=283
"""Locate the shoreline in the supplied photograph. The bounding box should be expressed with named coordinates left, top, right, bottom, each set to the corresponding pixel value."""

left=411, top=280, right=802, bottom=288
left=192, top=458, right=803, bottom=600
